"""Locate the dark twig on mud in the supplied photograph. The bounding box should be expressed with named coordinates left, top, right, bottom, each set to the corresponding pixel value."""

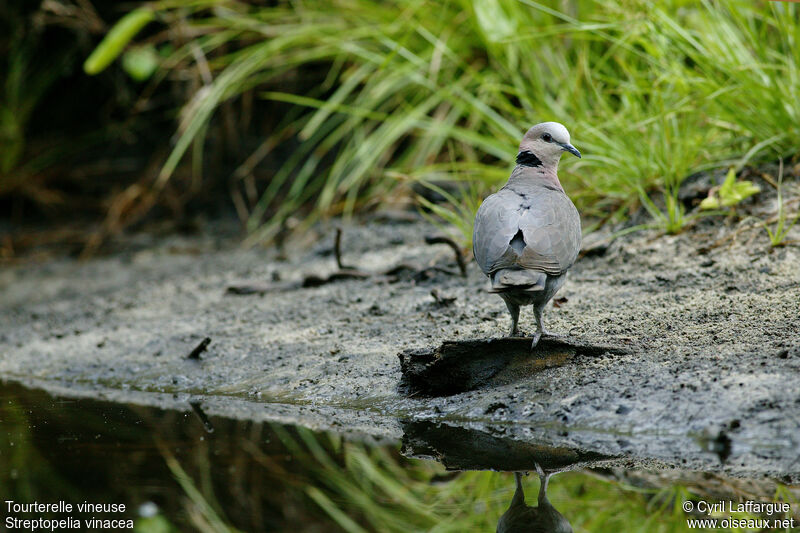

left=302, top=270, right=371, bottom=287
left=226, top=283, right=272, bottom=295
left=186, top=337, right=211, bottom=360
left=334, top=227, right=352, bottom=270
left=189, top=401, right=215, bottom=433
left=425, top=235, right=467, bottom=277
left=430, top=288, right=456, bottom=306
left=227, top=229, right=466, bottom=295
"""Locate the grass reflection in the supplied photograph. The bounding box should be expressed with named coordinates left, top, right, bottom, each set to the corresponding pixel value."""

left=0, top=382, right=797, bottom=532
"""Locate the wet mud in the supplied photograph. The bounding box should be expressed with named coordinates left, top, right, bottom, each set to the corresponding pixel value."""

left=1, top=210, right=800, bottom=482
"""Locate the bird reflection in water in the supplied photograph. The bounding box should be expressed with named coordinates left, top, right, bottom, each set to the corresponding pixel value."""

left=497, top=465, right=572, bottom=533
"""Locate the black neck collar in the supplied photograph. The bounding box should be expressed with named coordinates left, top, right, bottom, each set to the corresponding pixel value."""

left=516, top=150, right=542, bottom=167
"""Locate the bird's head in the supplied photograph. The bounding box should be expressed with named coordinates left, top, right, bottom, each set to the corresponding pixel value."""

left=517, top=122, right=581, bottom=169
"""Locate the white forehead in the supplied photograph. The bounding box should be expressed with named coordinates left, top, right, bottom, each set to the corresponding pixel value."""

left=525, top=122, right=570, bottom=143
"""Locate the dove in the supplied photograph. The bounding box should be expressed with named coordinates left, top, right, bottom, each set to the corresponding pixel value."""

left=496, top=467, right=573, bottom=533
left=472, top=122, right=581, bottom=348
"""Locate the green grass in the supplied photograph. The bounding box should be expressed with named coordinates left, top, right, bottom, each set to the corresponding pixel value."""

left=765, top=161, right=800, bottom=247
left=85, top=0, right=800, bottom=242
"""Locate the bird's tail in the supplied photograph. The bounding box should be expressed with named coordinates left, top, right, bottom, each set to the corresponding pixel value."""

left=489, top=268, right=545, bottom=293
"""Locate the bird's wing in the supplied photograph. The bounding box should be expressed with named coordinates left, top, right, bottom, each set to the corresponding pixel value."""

left=473, top=187, right=581, bottom=277
left=473, top=189, right=523, bottom=276
left=518, top=190, right=581, bottom=275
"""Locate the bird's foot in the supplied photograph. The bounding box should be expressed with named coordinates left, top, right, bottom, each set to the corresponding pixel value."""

left=541, top=328, right=564, bottom=339
left=530, top=331, right=542, bottom=350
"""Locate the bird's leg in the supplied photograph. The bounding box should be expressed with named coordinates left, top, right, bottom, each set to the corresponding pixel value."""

left=534, top=305, right=547, bottom=335
left=505, top=301, right=520, bottom=337
left=531, top=330, right=541, bottom=349
left=535, top=463, right=550, bottom=506
left=534, top=304, right=560, bottom=339
left=510, top=472, right=526, bottom=507
left=531, top=305, right=543, bottom=348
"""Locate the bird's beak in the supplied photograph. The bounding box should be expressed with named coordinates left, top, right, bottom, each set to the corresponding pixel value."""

left=560, top=142, right=581, bottom=158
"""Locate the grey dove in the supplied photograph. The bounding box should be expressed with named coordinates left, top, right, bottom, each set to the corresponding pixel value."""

left=473, top=122, right=581, bottom=348
left=496, top=467, right=573, bottom=533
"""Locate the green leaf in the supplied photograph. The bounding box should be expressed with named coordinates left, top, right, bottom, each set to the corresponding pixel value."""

left=84, top=8, right=155, bottom=75
left=701, top=168, right=761, bottom=210
left=699, top=195, right=720, bottom=210
left=122, top=45, right=160, bottom=82
left=724, top=180, right=760, bottom=206
left=718, top=168, right=737, bottom=198
left=718, top=168, right=760, bottom=207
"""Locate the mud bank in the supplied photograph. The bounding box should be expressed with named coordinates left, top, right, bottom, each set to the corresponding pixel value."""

left=1, top=213, right=799, bottom=481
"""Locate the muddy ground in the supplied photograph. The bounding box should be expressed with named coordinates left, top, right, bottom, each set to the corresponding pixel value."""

left=1, top=178, right=800, bottom=482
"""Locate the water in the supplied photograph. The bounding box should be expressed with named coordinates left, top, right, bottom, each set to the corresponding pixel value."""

left=1, top=381, right=798, bottom=532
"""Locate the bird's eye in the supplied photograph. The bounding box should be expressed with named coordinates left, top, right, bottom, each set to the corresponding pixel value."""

left=542, top=133, right=552, bottom=142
